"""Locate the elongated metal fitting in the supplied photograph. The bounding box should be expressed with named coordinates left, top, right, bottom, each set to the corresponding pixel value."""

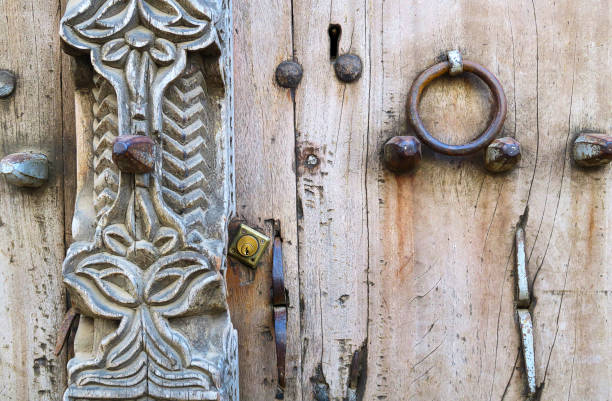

left=515, top=227, right=530, bottom=307
left=0, top=152, right=49, bottom=188
left=572, top=132, right=612, bottom=167
left=447, top=50, right=463, bottom=76
left=517, top=309, right=536, bottom=397
left=484, top=137, right=521, bottom=173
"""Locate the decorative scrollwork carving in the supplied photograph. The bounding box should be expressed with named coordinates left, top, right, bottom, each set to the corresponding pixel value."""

left=62, top=0, right=222, bottom=137
left=61, top=1, right=237, bottom=400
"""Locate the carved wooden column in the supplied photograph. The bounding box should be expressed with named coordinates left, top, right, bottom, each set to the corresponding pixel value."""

left=60, top=1, right=237, bottom=400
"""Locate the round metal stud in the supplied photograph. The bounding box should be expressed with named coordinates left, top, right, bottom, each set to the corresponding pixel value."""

left=0, top=152, right=49, bottom=188
left=572, top=132, right=612, bottom=167
left=484, top=137, right=521, bottom=172
left=275, top=61, right=303, bottom=88
left=112, top=135, right=156, bottom=174
left=0, top=70, right=16, bottom=98
left=383, top=136, right=422, bottom=173
left=334, top=54, right=362, bottom=83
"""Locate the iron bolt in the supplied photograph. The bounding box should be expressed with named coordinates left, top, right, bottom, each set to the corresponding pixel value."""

left=383, top=136, right=422, bottom=173
left=275, top=61, right=303, bottom=89
left=334, top=54, right=362, bottom=83
left=0, top=70, right=16, bottom=98
left=572, top=132, right=612, bottom=167
left=0, top=152, right=49, bottom=188
left=112, top=135, right=156, bottom=174
left=484, top=137, right=521, bottom=173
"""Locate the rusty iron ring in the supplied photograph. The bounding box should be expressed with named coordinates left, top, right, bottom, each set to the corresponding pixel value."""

left=408, top=60, right=507, bottom=156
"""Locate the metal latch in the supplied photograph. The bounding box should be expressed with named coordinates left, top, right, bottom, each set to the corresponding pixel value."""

left=228, top=223, right=270, bottom=268
left=515, top=226, right=537, bottom=398
left=272, top=236, right=287, bottom=399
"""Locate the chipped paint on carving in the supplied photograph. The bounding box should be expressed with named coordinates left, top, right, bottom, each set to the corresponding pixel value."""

left=60, top=1, right=237, bottom=400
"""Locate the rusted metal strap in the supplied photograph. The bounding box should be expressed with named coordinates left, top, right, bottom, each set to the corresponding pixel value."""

left=54, top=306, right=79, bottom=356
left=272, top=236, right=287, bottom=398
left=515, top=226, right=536, bottom=398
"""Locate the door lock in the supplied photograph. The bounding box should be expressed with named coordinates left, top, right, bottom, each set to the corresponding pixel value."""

left=229, top=224, right=270, bottom=268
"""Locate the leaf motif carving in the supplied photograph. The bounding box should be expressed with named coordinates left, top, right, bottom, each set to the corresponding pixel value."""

left=138, top=0, right=209, bottom=39
left=101, top=38, right=130, bottom=66
left=75, top=0, right=138, bottom=40
left=149, top=38, right=177, bottom=66
left=144, top=251, right=211, bottom=305
left=152, top=226, right=180, bottom=255
left=103, top=224, right=134, bottom=256
left=76, top=253, right=142, bottom=306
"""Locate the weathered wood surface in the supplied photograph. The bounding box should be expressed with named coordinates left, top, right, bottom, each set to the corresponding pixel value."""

left=234, top=0, right=610, bottom=400
left=366, top=1, right=610, bottom=399
left=293, top=2, right=370, bottom=400
left=0, top=0, right=609, bottom=400
left=230, top=0, right=301, bottom=399
left=0, top=1, right=68, bottom=399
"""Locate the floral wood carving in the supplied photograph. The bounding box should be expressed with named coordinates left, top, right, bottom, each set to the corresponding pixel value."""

left=61, top=1, right=237, bottom=400
left=62, top=0, right=222, bottom=137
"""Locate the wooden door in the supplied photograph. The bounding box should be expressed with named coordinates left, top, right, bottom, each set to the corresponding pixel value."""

left=232, top=1, right=610, bottom=400
left=0, top=1, right=609, bottom=400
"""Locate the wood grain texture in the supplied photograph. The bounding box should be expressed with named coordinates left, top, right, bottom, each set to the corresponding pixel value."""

left=0, top=0, right=607, bottom=400
left=230, top=0, right=609, bottom=399
left=365, top=1, right=610, bottom=400
left=230, top=0, right=301, bottom=400
left=293, top=2, right=370, bottom=400
left=0, top=0, right=68, bottom=399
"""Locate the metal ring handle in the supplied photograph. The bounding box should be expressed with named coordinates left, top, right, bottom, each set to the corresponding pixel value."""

left=408, top=60, right=507, bottom=156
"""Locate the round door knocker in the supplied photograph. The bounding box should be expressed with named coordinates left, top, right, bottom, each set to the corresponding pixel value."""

left=407, top=52, right=508, bottom=156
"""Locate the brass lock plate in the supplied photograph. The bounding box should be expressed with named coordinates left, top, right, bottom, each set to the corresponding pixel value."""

left=228, top=224, right=270, bottom=268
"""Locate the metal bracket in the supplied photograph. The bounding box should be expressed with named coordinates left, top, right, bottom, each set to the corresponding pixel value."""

left=517, top=309, right=536, bottom=396
left=515, top=225, right=536, bottom=398
left=515, top=227, right=530, bottom=308
left=272, top=237, right=287, bottom=399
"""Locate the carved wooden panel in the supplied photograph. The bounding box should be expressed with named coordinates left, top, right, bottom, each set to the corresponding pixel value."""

left=60, top=1, right=237, bottom=400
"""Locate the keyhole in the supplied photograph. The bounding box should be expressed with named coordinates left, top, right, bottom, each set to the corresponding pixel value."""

left=328, top=24, right=342, bottom=60
left=237, top=235, right=259, bottom=257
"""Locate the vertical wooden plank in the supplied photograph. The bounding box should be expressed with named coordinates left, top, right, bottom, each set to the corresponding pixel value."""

left=293, top=1, right=370, bottom=399
left=365, top=0, right=610, bottom=400
left=527, top=1, right=611, bottom=399
left=0, top=0, right=67, bottom=399
left=230, top=1, right=301, bottom=400
left=365, top=0, right=529, bottom=398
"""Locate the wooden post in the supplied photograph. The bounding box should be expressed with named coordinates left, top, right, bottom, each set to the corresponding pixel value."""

left=59, top=1, right=238, bottom=399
